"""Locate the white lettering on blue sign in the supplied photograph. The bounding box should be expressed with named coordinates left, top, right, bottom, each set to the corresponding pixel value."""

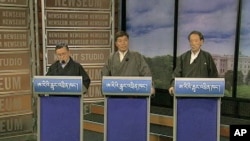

left=178, top=82, right=221, bottom=93
left=105, top=81, right=148, bottom=91
left=37, top=80, right=79, bottom=91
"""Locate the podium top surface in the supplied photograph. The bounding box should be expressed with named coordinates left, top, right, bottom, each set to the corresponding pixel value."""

left=102, top=76, right=152, bottom=96
left=174, top=77, right=225, bottom=97
left=33, top=76, right=85, bottom=95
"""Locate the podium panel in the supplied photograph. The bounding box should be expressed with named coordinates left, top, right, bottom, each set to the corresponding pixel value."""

left=176, top=98, right=218, bottom=141
left=33, top=76, right=84, bottom=141
left=102, top=76, right=152, bottom=141
left=40, top=96, right=81, bottom=141
left=174, top=78, right=225, bottom=141
left=107, top=98, right=147, bottom=141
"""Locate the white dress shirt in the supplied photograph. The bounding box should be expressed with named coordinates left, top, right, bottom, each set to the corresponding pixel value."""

left=119, top=51, right=128, bottom=62
left=190, top=50, right=200, bottom=64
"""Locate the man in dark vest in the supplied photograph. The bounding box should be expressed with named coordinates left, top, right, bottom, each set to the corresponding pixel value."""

left=169, top=30, right=218, bottom=95
left=46, top=42, right=91, bottom=90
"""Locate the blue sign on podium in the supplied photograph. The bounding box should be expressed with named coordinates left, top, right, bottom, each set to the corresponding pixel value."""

left=33, top=76, right=83, bottom=95
left=174, top=77, right=225, bottom=97
left=102, top=76, right=152, bottom=96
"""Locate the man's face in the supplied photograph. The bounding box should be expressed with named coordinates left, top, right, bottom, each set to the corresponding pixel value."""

left=189, top=34, right=203, bottom=53
left=115, top=35, right=129, bottom=52
left=55, top=47, right=70, bottom=63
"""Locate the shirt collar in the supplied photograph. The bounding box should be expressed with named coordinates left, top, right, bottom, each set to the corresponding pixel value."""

left=191, top=49, right=200, bottom=56
left=119, top=50, right=128, bottom=56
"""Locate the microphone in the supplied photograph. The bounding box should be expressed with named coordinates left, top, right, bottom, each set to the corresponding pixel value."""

left=61, top=60, right=66, bottom=64
left=125, top=58, right=129, bottom=61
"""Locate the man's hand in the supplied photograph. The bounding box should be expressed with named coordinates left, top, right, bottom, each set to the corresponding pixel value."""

left=168, top=86, right=174, bottom=96
left=151, top=87, right=155, bottom=97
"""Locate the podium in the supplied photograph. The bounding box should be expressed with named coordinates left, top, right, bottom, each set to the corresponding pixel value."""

left=173, top=78, right=225, bottom=141
left=33, top=76, right=85, bottom=141
left=102, top=76, right=152, bottom=141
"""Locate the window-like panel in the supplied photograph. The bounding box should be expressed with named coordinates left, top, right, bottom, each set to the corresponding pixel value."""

left=178, top=0, right=238, bottom=97
left=126, top=0, right=175, bottom=89
left=238, top=0, right=250, bottom=99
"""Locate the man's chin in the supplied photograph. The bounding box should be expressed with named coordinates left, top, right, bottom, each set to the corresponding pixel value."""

left=120, top=49, right=127, bottom=52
